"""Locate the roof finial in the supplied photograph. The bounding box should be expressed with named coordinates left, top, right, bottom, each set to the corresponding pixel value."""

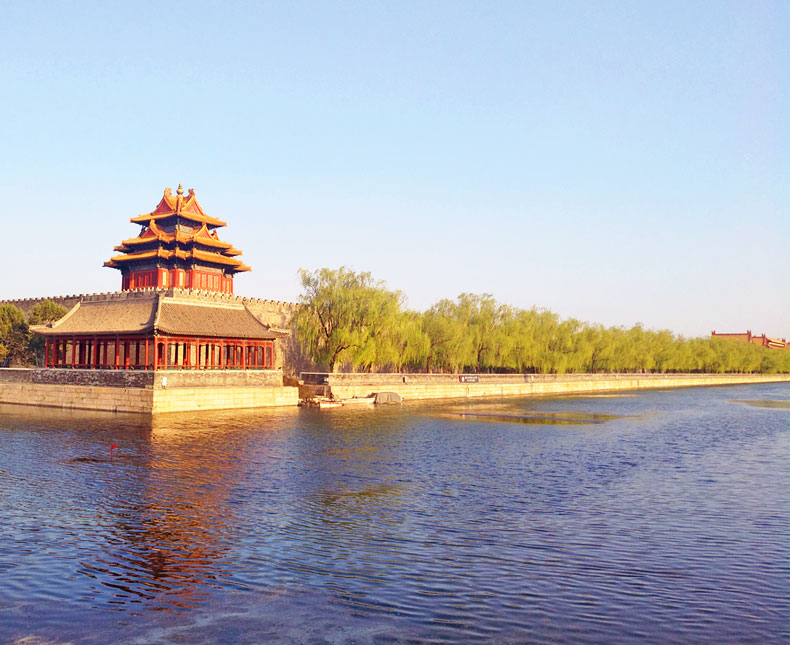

left=177, top=184, right=184, bottom=196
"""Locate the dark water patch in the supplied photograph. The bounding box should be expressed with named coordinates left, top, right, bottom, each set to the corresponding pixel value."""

left=732, top=399, right=790, bottom=410
left=572, top=393, right=638, bottom=398
left=66, top=455, right=115, bottom=464
left=65, top=454, right=144, bottom=465
left=436, top=410, right=622, bottom=426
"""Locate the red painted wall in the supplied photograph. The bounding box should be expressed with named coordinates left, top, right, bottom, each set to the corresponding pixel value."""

left=123, top=268, right=233, bottom=293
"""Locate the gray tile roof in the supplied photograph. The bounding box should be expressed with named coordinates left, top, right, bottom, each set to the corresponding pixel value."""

left=32, top=299, right=157, bottom=335
left=32, top=293, right=287, bottom=340
left=155, top=300, right=285, bottom=339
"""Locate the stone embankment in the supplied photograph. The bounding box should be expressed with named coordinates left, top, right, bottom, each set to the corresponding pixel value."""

left=1, top=369, right=786, bottom=415
left=301, top=372, right=790, bottom=401
left=0, top=368, right=298, bottom=413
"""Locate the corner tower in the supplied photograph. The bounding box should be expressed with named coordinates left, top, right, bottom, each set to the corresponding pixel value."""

left=104, top=185, right=251, bottom=292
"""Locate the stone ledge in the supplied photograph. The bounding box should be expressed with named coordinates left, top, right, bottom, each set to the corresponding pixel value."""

left=0, top=382, right=299, bottom=414
left=326, top=374, right=790, bottom=401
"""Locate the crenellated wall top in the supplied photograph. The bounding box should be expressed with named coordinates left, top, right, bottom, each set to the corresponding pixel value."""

left=0, top=289, right=299, bottom=311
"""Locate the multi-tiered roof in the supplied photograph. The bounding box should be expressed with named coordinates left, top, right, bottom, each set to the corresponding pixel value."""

left=104, top=185, right=250, bottom=292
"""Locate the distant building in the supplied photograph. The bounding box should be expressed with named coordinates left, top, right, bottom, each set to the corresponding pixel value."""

left=711, top=330, right=788, bottom=350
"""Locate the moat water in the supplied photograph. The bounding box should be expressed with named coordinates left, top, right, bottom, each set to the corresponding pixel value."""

left=1, top=383, right=788, bottom=643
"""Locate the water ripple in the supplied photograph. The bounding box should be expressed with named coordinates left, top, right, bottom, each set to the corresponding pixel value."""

left=0, top=384, right=788, bottom=642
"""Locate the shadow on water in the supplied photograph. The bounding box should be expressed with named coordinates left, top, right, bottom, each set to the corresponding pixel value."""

left=568, top=393, right=638, bottom=398
left=435, top=410, right=621, bottom=425
left=431, top=401, right=623, bottom=426
left=731, top=399, right=790, bottom=410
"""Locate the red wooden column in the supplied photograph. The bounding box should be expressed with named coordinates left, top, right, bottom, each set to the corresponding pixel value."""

left=241, top=341, right=246, bottom=370
left=145, top=338, right=150, bottom=370
left=71, top=337, right=76, bottom=369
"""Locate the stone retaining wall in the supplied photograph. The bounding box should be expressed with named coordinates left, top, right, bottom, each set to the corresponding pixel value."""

left=2, top=370, right=786, bottom=414
left=308, top=372, right=790, bottom=401
left=0, top=383, right=154, bottom=413
left=154, top=370, right=283, bottom=388
left=0, top=381, right=299, bottom=413
left=152, top=386, right=299, bottom=413
left=0, top=367, right=154, bottom=388
left=0, top=368, right=284, bottom=389
left=0, top=368, right=296, bottom=413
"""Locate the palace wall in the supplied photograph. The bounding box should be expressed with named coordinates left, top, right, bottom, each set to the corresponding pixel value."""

left=2, top=295, right=83, bottom=316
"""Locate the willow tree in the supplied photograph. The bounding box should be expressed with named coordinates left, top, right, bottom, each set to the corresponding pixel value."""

left=378, top=310, right=430, bottom=372
left=0, top=304, right=31, bottom=367
left=28, top=300, right=68, bottom=366
left=294, top=267, right=404, bottom=372
left=423, top=298, right=475, bottom=372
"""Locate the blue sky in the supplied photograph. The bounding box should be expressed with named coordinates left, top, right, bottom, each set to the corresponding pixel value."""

left=1, top=1, right=787, bottom=338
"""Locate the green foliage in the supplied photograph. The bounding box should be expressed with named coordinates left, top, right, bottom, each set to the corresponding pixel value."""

left=0, top=304, right=31, bottom=367
left=28, top=300, right=68, bottom=325
left=294, top=267, right=405, bottom=372
left=295, top=267, right=790, bottom=375
left=27, top=300, right=68, bottom=366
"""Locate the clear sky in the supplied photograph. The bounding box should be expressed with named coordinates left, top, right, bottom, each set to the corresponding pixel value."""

left=1, top=1, right=787, bottom=338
